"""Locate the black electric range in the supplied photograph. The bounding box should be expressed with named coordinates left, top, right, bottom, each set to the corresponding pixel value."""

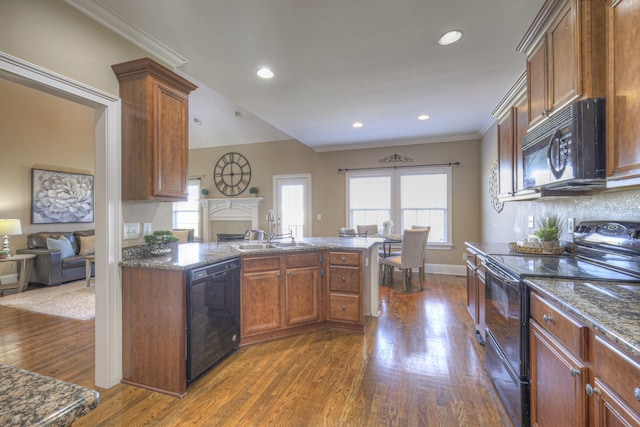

left=483, top=221, right=640, bottom=427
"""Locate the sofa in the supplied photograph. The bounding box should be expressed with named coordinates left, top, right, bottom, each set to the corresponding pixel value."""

left=17, top=230, right=95, bottom=286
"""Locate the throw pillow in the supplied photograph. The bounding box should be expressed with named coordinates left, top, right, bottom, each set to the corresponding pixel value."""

left=78, top=235, right=96, bottom=256
left=46, top=235, right=76, bottom=259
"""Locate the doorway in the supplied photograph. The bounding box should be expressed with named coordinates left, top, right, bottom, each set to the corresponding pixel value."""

left=273, top=174, right=312, bottom=238
left=0, top=51, right=122, bottom=388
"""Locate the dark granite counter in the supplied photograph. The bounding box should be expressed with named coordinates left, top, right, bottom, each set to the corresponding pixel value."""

left=0, top=364, right=99, bottom=426
left=121, top=237, right=383, bottom=271
left=525, top=278, right=640, bottom=359
left=465, top=242, right=640, bottom=360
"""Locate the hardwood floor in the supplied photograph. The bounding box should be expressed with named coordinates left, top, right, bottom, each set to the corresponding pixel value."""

left=0, top=274, right=512, bottom=426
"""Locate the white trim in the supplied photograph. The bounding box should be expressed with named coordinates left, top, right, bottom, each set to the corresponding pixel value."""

left=0, top=51, right=123, bottom=388
left=62, top=0, right=188, bottom=68
left=426, top=263, right=466, bottom=277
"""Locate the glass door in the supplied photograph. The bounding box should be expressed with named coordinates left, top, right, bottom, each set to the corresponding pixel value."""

left=274, top=174, right=311, bottom=238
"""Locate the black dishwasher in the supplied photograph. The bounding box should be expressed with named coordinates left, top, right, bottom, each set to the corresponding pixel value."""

left=186, top=258, right=240, bottom=383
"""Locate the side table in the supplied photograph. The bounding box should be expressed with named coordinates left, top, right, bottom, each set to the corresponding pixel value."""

left=0, top=254, right=35, bottom=295
left=84, top=255, right=95, bottom=287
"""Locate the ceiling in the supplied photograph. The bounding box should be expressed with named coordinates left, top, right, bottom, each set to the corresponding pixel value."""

left=68, top=0, right=545, bottom=152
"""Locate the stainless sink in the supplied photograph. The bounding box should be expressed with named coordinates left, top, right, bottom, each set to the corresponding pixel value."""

left=273, top=241, right=314, bottom=248
left=235, top=243, right=278, bottom=252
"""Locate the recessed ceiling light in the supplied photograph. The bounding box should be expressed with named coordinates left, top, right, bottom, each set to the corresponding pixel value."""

left=438, top=30, right=463, bottom=46
left=418, top=114, right=430, bottom=121
left=257, top=67, right=274, bottom=79
left=352, top=122, right=363, bottom=128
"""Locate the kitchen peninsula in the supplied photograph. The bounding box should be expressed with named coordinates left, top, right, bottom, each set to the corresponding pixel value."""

left=120, top=237, right=381, bottom=397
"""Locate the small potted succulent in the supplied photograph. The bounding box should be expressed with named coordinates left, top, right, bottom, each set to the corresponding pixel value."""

left=144, top=230, right=179, bottom=256
left=200, top=188, right=210, bottom=198
left=249, top=187, right=259, bottom=197
left=534, top=214, right=565, bottom=249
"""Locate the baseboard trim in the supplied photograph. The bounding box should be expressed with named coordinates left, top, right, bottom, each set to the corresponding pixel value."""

left=425, top=263, right=466, bottom=277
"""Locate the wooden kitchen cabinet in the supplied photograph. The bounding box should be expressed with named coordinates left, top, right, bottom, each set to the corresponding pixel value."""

left=497, top=87, right=528, bottom=198
left=112, top=57, right=197, bottom=201
left=465, top=248, right=486, bottom=343
left=284, top=252, right=322, bottom=327
left=605, top=0, right=640, bottom=187
left=530, top=292, right=588, bottom=426
left=241, top=252, right=323, bottom=344
left=327, top=251, right=364, bottom=330
left=587, top=335, right=640, bottom=426
left=121, top=267, right=187, bottom=397
left=518, top=0, right=605, bottom=129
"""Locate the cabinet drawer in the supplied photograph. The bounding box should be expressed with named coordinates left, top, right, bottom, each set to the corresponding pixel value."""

left=329, top=266, right=360, bottom=293
left=242, top=256, right=281, bottom=273
left=286, top=252, right=319, bottom=269
left=530, top=292, right=587, bottom=360
left=329, top=293, right=361, bottom=323
left=330, top=251, right=360, bottom=267
left=593, top=335, right=640, bottom=414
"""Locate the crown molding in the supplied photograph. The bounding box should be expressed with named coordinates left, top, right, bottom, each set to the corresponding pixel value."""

left=62, top=0, right=188, bottom=68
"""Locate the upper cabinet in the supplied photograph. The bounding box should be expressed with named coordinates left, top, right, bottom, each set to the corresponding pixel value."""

left=494, top=74, right=528, bottom=199
left=605, top=0, right=640, bottom=187
left=112, top=58, right=197, bottom=201
left=517, top=0, right=605, bottom=130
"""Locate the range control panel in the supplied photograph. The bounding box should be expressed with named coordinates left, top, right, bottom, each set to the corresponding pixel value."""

left=573, top=221, right=640, bottom=253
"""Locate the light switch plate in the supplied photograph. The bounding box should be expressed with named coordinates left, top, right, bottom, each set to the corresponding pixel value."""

left=123, top=223, right=141, bottom=240
left=568, top=217, right=575, bottom=234
left=143, top=223, right=152, bottom=236
left=528, top=215, right=535, bottom=229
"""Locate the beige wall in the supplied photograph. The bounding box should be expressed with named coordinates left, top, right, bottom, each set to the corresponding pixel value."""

left=481, top=121, right=640, bottom=242
left=190, top=138, right=482, bottom=266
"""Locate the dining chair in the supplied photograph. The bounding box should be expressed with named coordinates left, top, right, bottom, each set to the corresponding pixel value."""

left=338, top=227, right=367, bottom=237
left=357, top=224, right=378, bottom=236
left=411, top=225, right=431, bottom=282
left=380, top=228, right=429, bottom=291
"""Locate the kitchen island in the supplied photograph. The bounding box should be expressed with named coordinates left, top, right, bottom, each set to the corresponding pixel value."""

left=0, top=363, right=99, bottom=426
left=120, top=237, right=382, bottom=396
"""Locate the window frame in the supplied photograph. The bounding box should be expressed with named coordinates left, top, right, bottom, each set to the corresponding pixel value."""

left=172, top=178, right=201, bottom=240
left=346, top=166, right=453, bottom=249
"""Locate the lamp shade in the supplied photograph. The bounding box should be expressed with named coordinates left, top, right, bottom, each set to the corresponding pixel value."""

left=0, top=219, right=22, bottom=236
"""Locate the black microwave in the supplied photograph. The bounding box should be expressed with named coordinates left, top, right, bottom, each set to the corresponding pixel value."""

left=522, top=98, right=605, bottom=190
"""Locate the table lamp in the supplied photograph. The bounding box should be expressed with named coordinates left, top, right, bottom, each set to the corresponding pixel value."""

left=0, top=219, right=22, bottom=257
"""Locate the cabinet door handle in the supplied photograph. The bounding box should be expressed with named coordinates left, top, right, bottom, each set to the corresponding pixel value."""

left=287, top=271, right=291, bottom=276
left=341, top=276, right=346, bottom=282
left=342, top=305, right=347, bottom=311
left=585, top=384, right=599, bottom=396
left=543, top=314, right=552, bottom=323
left=341, top=256, right=346, bottom=262
left=277, top=272, right=281, bottom=277
left=569, top=367, right=580, bottom=377
left=634, top=388, right=640, bottom=402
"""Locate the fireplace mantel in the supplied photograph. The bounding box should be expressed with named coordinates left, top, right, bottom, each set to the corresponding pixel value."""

left=200, top=198, right=263, bottom=242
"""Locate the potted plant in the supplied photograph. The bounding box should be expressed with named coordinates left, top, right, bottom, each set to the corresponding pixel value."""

left=200, top=188, right=209, bottom=198
left=144, top=230, right=179, bottom=256
left=249, top=187, right=259, bottom=197
left=534, top=214, right=565, bottom=248
left=382, top=220, right=393, bottom=236
left=0, top=249, right=10, bottom=259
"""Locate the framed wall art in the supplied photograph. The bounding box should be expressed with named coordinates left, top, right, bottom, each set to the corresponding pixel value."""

left=31, top=168, right=94, bottom=224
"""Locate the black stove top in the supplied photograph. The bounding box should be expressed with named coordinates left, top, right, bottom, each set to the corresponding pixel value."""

left=488, top=221, right=640, bottom=282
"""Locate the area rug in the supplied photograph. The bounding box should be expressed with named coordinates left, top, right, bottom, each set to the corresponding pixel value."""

left=0, top=280, right=94, bottom=320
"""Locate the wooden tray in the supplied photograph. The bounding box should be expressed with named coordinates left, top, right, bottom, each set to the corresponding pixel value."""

left=509, top=242, right=565, bottom=255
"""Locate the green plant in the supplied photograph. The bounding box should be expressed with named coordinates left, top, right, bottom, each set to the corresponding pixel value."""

left=200, top=188, right=209, bottom=197
left=144, top=230, right=179, bottom=247
left=249, top=187, right=259, bottom=195
left=0, top=249, right=10, bottom=256
left=534, top=214, right=565, bottom=241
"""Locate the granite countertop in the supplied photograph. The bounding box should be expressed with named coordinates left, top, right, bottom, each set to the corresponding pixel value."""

left=525, top=277, right=640, bottom=359
left=0, top=364, right=99, bottom=426
left=121, top=237, right=383, bottom=271
left=465, top=242, right=640, bottom=360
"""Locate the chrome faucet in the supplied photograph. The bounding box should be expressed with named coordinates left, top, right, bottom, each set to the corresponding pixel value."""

left=266, top=209, right=276, bottom=243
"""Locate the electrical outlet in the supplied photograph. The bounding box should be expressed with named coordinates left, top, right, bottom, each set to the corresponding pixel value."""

left=528, top=215, right=535, bottom=229
left=568, top=217, right=575, bottom=234
left=462, top=253, right=467, bottom=261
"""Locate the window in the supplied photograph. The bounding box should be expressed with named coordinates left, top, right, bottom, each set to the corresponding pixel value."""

left=173, top=179, right=201, bottom=239
left=346, top=166, right=452, bottom=246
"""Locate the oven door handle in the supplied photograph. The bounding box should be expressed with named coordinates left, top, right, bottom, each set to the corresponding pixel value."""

left=482, top=262, right=520, bottom=286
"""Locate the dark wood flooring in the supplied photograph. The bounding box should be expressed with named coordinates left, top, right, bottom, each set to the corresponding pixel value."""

left=0, top=274, right=511, bottom=426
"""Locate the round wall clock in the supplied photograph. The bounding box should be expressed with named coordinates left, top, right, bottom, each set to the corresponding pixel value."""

left=213, top=152, right=252, bottom=196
